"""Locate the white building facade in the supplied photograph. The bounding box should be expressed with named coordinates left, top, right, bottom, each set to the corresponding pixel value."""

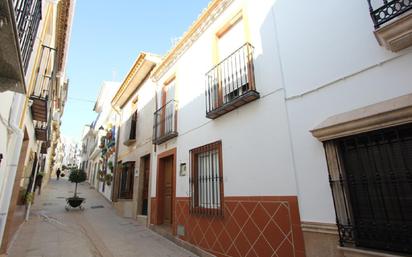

left=87, top=81, right=121, bottom=201
left=111, top=53, right=160, bottom=220
left=146, top=1, right=412, bottom=257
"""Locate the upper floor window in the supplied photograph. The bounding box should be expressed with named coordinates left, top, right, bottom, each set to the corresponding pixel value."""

left=124, top=110, right=137, bottom=145
left=153, top=77, right=178, bottom=144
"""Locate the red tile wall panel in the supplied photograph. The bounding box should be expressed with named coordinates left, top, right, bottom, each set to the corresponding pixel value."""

left=174, top=196, right=305, bottom=257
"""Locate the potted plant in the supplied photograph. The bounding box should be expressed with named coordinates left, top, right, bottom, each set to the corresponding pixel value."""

left=104, top=173, right=113, bottom=186
left=97, top=170, right=105, bottom=181
left=66, top=169, right=87, bottom=210
left=108, top=161, right=114, bottom=171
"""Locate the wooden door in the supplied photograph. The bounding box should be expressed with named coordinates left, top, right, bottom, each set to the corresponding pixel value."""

left=163, top=156, right=173, bottom=225
left=142, top=156, right=150, bottom=215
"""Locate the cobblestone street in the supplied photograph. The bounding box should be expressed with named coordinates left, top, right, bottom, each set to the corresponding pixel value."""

left=7, top=179, right=197, bottom=257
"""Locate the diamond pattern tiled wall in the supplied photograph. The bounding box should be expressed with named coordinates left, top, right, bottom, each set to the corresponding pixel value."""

left=175, top=196, right=305, bottom=257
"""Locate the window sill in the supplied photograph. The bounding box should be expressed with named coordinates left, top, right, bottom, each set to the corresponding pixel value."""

left=338, top=246, right=410, bottom=257
left=117, top=198, right=133, bottom=202
left=123, top=139, right=136, bottom=146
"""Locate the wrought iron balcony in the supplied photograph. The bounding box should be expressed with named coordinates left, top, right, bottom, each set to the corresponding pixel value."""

left=34, top=120, right=48, bottom=141
left=367, top=0, right=412, bottom=51
left=0, top=0, right=41, bottom=93
left=367, top=0, right=412, bottom=29
left=15, top=0, right=42, bottom=73
left=153, top=100, right=178, bottom=145
left=30, top=45, right=56, bottom=122
left=40, top=141, right=50, bottom=154
left=205, top=43, right=259, bottom=119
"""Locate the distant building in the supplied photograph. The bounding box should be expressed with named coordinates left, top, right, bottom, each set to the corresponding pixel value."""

left=82, top=81, right=121, bottom=201
left=61, top=136, right=81, bottom=168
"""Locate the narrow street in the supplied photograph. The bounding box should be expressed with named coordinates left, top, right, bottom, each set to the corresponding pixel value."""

left=7, top=179, right=197, bottom=257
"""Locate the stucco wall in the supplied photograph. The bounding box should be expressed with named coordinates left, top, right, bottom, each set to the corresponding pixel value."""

left=272, top=0, right=412, bottom=223
left=151, top=0, right=297, bottom=200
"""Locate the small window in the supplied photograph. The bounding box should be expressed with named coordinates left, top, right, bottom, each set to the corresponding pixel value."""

left=119, top=161, right=134, bottom=199
left=129, top=110, right=137, bottom=140
left=124, top=111, right=137, bottom=145
left=189, top=141, right=223, bottom=216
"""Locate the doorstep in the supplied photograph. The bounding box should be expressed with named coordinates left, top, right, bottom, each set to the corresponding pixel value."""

left=149, top=224, right=215, bottom=257
left=338, top=246, right=410, bottom=257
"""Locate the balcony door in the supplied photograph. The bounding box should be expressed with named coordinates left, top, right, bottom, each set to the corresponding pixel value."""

left=218, top=17, right=244, bottom=60
left=217, top=16, right=249, bottom=104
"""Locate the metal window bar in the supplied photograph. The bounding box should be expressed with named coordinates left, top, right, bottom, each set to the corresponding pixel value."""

left=33, top=120, right=48, bottom=141
left=367, top=0, right=412, bottom=29
left=205, top=43, right=256, bottom=114
left=189, top=141, right=223, bottom=217
left=152, top=100, right=178, bottom=143
left=326, top=123, right=412, bottom=254
left=14, top=0, right=42, bottom=73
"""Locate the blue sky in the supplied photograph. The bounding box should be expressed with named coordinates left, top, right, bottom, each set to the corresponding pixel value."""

left=61, top=0, right=211, bottom=141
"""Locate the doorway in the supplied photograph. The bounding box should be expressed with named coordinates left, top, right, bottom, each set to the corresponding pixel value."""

left=140, top=155, right=150, bottom=216
left=155, top=149, right=176, bottom=228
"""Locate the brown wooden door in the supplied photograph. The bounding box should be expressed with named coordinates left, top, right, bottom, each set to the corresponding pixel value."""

left=163, top=156, right=173, bottom=225
left=142, top=156, right=150, bottom=215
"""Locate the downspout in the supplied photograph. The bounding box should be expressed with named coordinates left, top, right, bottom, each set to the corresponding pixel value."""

left=111, top=104, right=121, bottom=202
left=0, top=94, right=24, bottom=243
left=147, top=79, right=158, bottom=227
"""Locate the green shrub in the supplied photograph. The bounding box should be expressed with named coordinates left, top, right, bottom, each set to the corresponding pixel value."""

left=68, top=169, right=87, bottom=197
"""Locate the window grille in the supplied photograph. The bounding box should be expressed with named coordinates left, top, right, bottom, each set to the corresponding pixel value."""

left=325, top=123, right=412, bottom=254
left=119, top=161, right=134, bottom=199
left=189, top=141, right=223, bottom=216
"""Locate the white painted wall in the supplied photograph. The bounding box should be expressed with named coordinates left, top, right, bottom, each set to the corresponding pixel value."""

left=151, top=0, right=297, bottom=199
left=118, top=77, right=155, bottom=164
left=271, top=0, right=412, bottom=223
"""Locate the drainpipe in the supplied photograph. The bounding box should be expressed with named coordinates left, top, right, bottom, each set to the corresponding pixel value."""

left=0, top=94, right=24, bottom=244
left=111, top=105, right=121, bottom=202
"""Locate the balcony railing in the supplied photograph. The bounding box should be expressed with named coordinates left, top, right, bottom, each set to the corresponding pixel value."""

left=40, top=141, right=50, bottom=154
left=367, top=0, right=412, bottom=28
left=34, top=120, right=48, bottom=141
left=205, top=43, right=259, bottom=119
left=153, top=100, right=178, bottom=145
left=30, top=45, right=56, bottom=122
left=14, top=0, right=42, bottom=73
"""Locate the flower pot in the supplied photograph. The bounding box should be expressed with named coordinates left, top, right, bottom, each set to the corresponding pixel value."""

left=66, top=197, right=85, bottom=208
